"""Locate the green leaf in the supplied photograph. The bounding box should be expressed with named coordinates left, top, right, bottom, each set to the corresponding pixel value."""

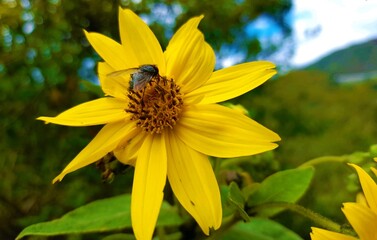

left=221, top=217, right=303, bottom=240
left=247, top=167, right=314, bottom=217
left=228, top=182, right=250, bottom=221
left=229, top=182, right=245, bottom=206
left=80, top=79, right=103, bottom=97
left=102, top=233, right=136, bottom=240
left=16, top=194, right=182, bottom=239
left=220, top=185, right=236, bottom=218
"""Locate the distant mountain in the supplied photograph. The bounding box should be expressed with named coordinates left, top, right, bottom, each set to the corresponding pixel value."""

left=305, top=38, right=377, bottom=76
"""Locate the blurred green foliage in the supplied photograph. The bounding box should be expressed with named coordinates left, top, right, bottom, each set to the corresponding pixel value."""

left=2, top=0, right=377, bottom=239
left=238, top=71, right=377, bottom=237
left=244, top=70, right=377, bottom=165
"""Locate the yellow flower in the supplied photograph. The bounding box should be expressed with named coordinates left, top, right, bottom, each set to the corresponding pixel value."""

left=38, top=8, right=280, bottom=239
left=310, top=163, right=377, bottom=240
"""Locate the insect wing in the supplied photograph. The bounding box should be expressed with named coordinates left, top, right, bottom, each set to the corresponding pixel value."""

left=106, top=68, right=138, bottom=78
left=132, top=72, right=155, bottom=91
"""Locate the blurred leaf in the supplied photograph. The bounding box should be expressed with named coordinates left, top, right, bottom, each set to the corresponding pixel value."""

left=369, top=144, right=377, bottom=158
left=243, top=182, right=261, bottom=200
left=221, top=217, right=303, bottom=240
left=102, top=233, right=136, bottom=240
left=247, top=167, right=314, bottom=217
left=16, top=194, right=182, bottom=239
left=80, top=79, right=103, bottom=97
left=348, top=151, right=369, bottom=165
left=220, top=185, right=236, bottom=218
left=228, top=182, right=249, bottom=221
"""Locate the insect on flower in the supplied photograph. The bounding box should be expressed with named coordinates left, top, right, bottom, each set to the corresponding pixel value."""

left=107, top=64, right=160, bottom=91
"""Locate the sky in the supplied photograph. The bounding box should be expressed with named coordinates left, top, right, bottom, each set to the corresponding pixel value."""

left=291, top=0, right=377, bottom=67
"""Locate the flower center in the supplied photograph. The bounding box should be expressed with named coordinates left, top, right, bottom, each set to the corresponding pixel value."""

left=126, top=76, right=183, bottom=134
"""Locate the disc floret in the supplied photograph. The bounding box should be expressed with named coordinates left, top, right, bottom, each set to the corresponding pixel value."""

left=126, top=76, right=183, bottom=134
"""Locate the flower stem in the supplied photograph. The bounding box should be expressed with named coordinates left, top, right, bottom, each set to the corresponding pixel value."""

left=213, top=157, right=222, bottom=179
left=156, top=226, right=167, bottom=240
left=298, top=156, right=348, bottom=168
left=250, top=202, right=346, bottom=233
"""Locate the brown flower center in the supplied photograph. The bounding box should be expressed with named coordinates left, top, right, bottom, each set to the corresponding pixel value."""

left=126, top=75, right=183, bottom=134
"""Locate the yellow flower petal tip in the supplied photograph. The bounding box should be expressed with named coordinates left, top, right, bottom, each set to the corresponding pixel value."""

left=52, top=171, right=68, bottom=184
left=82, top=30, right=91, bottom=41
left=119, top=7, right=133, bottom=14
left=36, top=117, right=51, bottom=124
left=52, top=176, right=63, bottom=184
left=192, top=14, right=204, bottom=22
left=310, top=227, right=357, bottom=240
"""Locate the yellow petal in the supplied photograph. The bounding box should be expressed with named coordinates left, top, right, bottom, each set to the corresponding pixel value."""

left=114, top=131, right=147, bottom=166
left=166, top=130, right=221, bottom=235
left=310, top=227, right=357, bottom=240
left=118, top=8, right=166, bottom=75
left=37, top=98, right=128, bottom=126
left=342, top=202, right=377, bottom=240
left=164, top=16, right=215, bottom=94
left=175, top=104, right=280, bottom=158
left=98, top=62, right=130, bottom=99
left=348, top=163, right=377, bottom=213
left=355, top=192, right=368, bottom=207
left=131, top=134, right=167, bottom=240
left=84, top=30, right=131, bottom=70
left=186, top=61, right=276, bottom=104
left=53, top=120, right=138, bottom=183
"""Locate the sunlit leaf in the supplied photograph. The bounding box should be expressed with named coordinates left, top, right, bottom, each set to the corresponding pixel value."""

left=247, top=167, right=314, bottom=217
left=16, top=194, right=182, bottom=239
left=228, top=182, right=250, bottom=221
left=220, top=185, right=236, bottom=218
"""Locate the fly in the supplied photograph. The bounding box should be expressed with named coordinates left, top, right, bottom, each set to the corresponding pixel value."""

left=107, top=64, right=159, bottom=91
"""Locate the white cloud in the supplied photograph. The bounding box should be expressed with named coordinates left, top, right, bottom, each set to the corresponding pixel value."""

left=291, top=0, right=377, bottom=67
